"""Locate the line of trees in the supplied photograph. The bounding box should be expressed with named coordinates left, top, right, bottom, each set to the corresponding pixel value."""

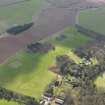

left=75, top=24, right=105, bottom=41
left=27, top=42, right=55, bottom=53
left=0, top=87, right=39, bottom=105
left=7, top=22, right=34, bottom=35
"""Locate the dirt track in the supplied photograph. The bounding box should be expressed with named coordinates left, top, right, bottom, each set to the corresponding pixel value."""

left=0, top=0, right=104, bottom=63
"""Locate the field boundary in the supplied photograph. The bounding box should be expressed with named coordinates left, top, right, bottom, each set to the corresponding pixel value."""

left=0, top=87, right=38, bottom=105
left=0, top=0, right=29, bottom=7
left=75, top=24, right=105, bottom=41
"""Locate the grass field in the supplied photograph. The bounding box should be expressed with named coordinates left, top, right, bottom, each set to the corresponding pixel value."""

left=0, top=0, right=44, bottom=33
left=46, top=27, right=91, bottom=48
left=0, top=100, right=19, bottom=105
left=78, top=7, right=105, bottom=35
left=0, top=27, right=91, bottom=105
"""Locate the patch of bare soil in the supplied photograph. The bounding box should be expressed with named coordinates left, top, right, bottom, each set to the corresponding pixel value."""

left=0, top=0, right=104, bottom=63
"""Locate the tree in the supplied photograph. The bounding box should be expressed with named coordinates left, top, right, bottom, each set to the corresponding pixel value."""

left=56, top=55, right=75, bottom=75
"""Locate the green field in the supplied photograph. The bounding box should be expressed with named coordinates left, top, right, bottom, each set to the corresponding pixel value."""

left=78, top=7, right=105, bottom=35
left=0, top=0, right=44, bottom=33
left=0, top=100, right=19, bottom=105
left=0, top=27, right=91, bottom=105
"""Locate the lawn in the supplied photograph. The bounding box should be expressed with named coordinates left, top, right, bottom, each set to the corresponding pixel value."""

left=78, top=7, right=105, bottom=35
left=0, top=27, right=91, bottom=105
left=0, top=0, right=44, bottom=33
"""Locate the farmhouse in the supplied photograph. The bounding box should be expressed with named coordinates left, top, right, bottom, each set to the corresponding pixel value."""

left=55, top=97, right=64, bottom=105
left=40, top=93, right=53, bottom=105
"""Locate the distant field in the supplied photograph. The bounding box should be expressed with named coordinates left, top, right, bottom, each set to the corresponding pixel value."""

left=0, top=27, right=91, bottom=105
left=0, top=0, right=43, bottom=33
left=78, top=7, right=105, bottom=35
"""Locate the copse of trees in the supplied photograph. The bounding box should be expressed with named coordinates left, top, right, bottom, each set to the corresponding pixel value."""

left=64, top=87, right=105, bottom=105
left=74, top=39, right=105, bottom=63
left=56, top=52, right=105, bottom=105
left=7, top=22, right=34, bottom=35
left=56, top=55, right=75, bottom=75
left=63, top=63, right=105, bottom=105
left=27, top=42, right=55, bottom=53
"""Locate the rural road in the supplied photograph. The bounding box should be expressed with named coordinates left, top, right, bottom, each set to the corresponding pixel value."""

left=0, top=0, right=104, bottom=63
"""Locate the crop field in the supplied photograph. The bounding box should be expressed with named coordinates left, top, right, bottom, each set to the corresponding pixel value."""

left=78, top=7, right=105, bottom=35
left=0, top=27, right=91, bottom=105
left=0, top=0, right=43, bottom=33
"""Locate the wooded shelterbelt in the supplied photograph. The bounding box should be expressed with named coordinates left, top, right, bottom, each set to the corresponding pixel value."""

left=0, top=87, right=39, bottom=105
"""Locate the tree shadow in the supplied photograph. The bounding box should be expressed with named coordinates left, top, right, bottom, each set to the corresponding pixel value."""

left=0, top=51, right=45, bottom=86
